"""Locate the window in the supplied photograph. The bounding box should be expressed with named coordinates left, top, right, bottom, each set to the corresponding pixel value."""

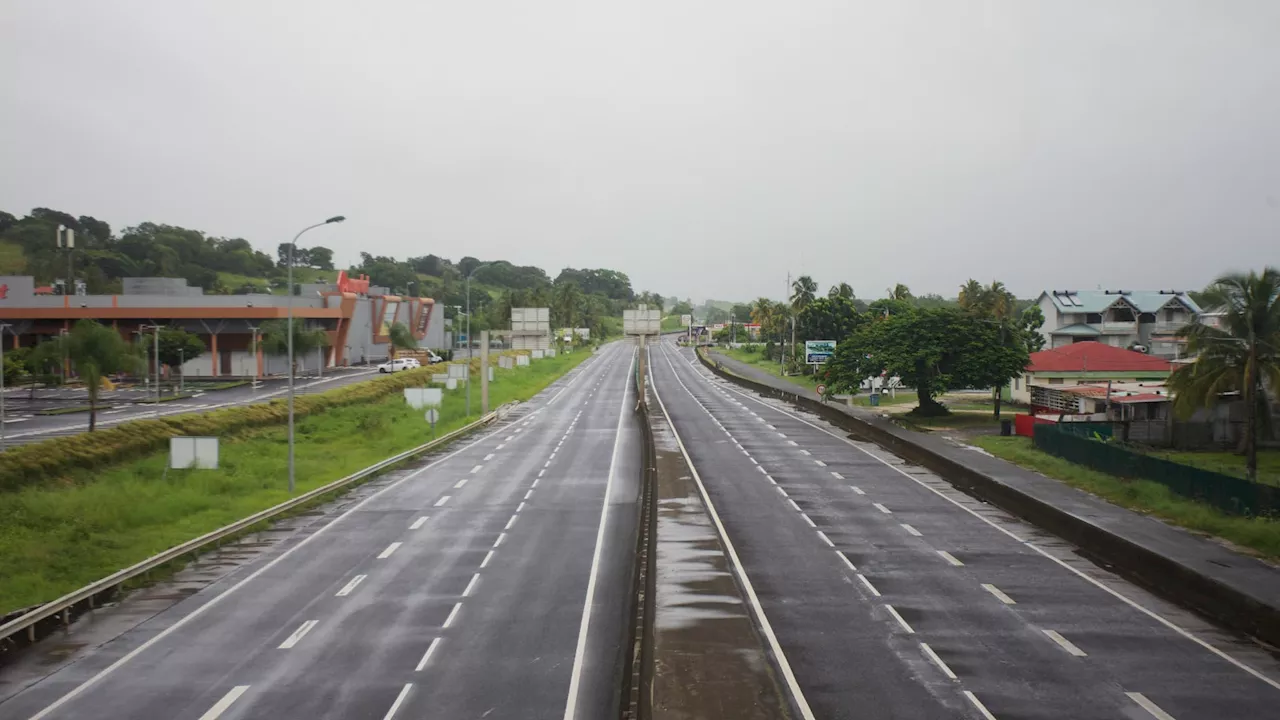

left=1165, top=309, right=1177, bottom=322
left=1013, top=377, right=1020, bottom=390
left=1112, top=308, right=1134, bottom=322
left=1086, top=313, right=1103, bottom=324
left=1138, top=312, right=1156, bottom=323
left=1049, top=377, right=1064, bottom=385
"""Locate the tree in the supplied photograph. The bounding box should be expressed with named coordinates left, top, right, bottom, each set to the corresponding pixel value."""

left=887, top=283, right=913, bottom=301
left=670, top=299, right=694, bottom=318
left=1167, top=268, right=1280, bottom=481
left=1020, top=305, right=1047, bottom=353
left=958, top=279, right=985, bottom=310
left=260, top=319, right=330, bottom=373
left=156, top=327, right=207, bottom=382
left=828, top=283, right=854, bottom=300
left=30, top=320, right=143, bottom=430
left=308, top=246, right=335, bottom=271
left=796, top=296, right=864, bottom=344
left=791, top=275, right=818, bottom=312
left=553, top=281, right=582, bottom=329
left=824, top=307, right=1028, bottom=416
left=388, top=322, right=418, bottom=354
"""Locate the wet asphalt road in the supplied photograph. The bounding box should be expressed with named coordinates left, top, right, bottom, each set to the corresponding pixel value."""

left=1, top=342, right=641, bottom=720
left=647, top=339, right=1280, bottom=720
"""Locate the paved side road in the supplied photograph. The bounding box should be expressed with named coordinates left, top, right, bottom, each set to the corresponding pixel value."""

left=648, top=339, right=1280, bottom=720
left=0, top=342, right=641, bottom=720
left=0, top=369, right=381, bottom=447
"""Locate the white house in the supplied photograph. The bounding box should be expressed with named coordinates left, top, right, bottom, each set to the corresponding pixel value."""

left=1035, top=290, right=1201, bottom=359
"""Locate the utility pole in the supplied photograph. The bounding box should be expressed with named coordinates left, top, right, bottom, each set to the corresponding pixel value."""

left=179, top=347, right=185, bottom=393
left=480, top=330, right=490, bottom=414
left=783, top=271, right=790, bottom=374
left=0, top=323, right=9, bottom=451
left=247, top=324, right=260, bottom=389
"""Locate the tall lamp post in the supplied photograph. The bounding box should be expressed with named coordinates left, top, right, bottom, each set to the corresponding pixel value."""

left=464, top=264, right=492, bottom=418
left=140, top=324, right=162, bottom=403
left=0, top=323, right=10, bottom=451
left=287, top=215, right=345, bottom=494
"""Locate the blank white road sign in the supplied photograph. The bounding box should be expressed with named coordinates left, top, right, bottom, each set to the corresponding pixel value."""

left=170, top=436, right=219, bottom=469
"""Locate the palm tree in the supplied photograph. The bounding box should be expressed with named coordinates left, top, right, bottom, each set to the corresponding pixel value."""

left=958, top=279, right=985, bottom=310
left=1168, top=268, right=1280, bottom=481
left=791, top=275, right=818, bottom=312
left=553, top=281, right=582, bottom=329
left=30, top=320, right=143, bottom=431
left=887, top=283, right=913, bottom=301
left=828, top=282, right=854, bottom=300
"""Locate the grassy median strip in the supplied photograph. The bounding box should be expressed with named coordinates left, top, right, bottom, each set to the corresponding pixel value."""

left=972, top=436, right=1280, bottom=561
left=0, top=350, right=591, bottom=615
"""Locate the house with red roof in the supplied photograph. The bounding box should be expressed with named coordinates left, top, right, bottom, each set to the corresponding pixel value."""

left=1010, top=341, right=1175, bottom=405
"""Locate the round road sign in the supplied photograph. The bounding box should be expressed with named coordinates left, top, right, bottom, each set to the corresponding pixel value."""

left=425, top=409, right=440, bottom=424
left=816, top=384, right=827, bottom=396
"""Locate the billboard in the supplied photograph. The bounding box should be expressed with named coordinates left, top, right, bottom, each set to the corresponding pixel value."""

left=623, top=309, right=661, bottom=335
left=805, top=340, right=836, bottom=364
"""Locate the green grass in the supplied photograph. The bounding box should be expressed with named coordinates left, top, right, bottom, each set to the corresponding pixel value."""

left=0, top=350, right=589, bottom=614
left=1146, top=449, right=1280, bottom=487
left=719, top=347, right=821, bottom=391
left=0, top=240, right=26, bottom=274
left=35, top=406, right=92, bottom=416
left=972, top=436, right=1280, bottom=560
left=217, top=268, right=336, bottom=295
left=661, top=316, right=686, bottom=332
left=893, top=412, right=1003, bottom=432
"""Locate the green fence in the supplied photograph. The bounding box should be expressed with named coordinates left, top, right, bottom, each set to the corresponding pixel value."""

left=1032, top=425, right=1278, bottom=517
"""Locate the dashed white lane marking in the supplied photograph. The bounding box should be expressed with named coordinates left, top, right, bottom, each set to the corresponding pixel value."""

left=484, top=453, right=495, bottom=461
left=453, top=479, right=468, bottom=489
left=382, top=683, right=413, bottom=720
left=496, top=444, right=506, bottom=450
left=838, top=551, right=858, bottom=572
left=278, top=620, right=318, bottom=649
left=776, top=486, right=789, bottom=497
left=938, top=551, right=964, bottom=566
left=335, top=575, right=367, bottom=597
left=873, top=503, right=892, bottom=514
left=198, top=685, right=250, bottom=720
left=765, top=475, right=777, bottom=485
left=921, top=643, right=957, bottom=680
left=801, top=514, right=816, bottom=528
left=409, top=516, right=428, bottom=530
left=831, top=471, right=844, bottom=480
left=1044, top=629, right=1087, bottom=657
left=901, top=524, right=923, bottom=537
left=777, top=432, right=787, bottom=439
left=516, top=501, right=526, bottom=513
left=538, top=469, right=545, bottom=477
left=749, top=457, right=759, bottom=465
left=494, top=533, right=506, bottom=548
left=799, top=449, right=811, bottom=456
left=816, top=531, right=835, bottom=548
left=480, top=550, right=495, bottom=568
left=463, top=573, right=481, bottom=597
left=787, top=499, right=802, bottom=512
left=434, top=495, right=451, bottom=507
left=549, top=452, right=556, bottom=460
left=531, top=478, right=540, bottom=487
left=756, top=466, right=766, bottom=474
left=505, top=435, right=514, bottom=441
left=378, top=542, right=402, bottom=559
left=963, top=691, right=998, bottom=720
left=857, top=574, right=882, bottom=597
left=767, top=424, right=776, bottom=430
left=982, top=584, right=1016, bottom=605
left=851, top=486, right=866, bottom=495
left=544, top=460, right=552, bottom=468
left=505, top=515, right=518, bottom=530
left=1126, top=692, right=1176, bottom=720
left=786, top=440, right=798, bottom=446
left=524, top=489, right=534, bottom=500
left=415, top=638, right=442, bottom=671
left=443, top=602, right=462, bottom=629
left=884, top=605, right=915, bottom=634
left=470, top=465, right=482, bottom=474
left=813, top=459, right=827, bottom=467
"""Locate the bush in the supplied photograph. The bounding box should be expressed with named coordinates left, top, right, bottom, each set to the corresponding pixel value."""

left=0, top=366, right=447, bottom=493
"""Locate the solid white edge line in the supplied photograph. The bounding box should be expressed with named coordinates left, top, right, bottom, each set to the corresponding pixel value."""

left=883, top=605, right=915, bottom=634
left=1126, top=692, right=1177, bottom=720
left=649, top=343, right=817, bottom=720
left=335, top=574, right=367, bottom=597
left=838, top=551, right=858, bottom=572
left=982, top=583, right=1016, bottom=605
left=963, top=691, right=999, bottom=720
left=1043, top=629, right=1087, bottom=657
left=278, top=619, right=318, bottom=649
left=921, top=643, right=958, bottom=680
left=415, top=638, right=442, bottom=671
left=377, top=542, right=402, bottom=559
left=463, top=573, right=480, bottom=597
left=787, top=499, right=802, bottom=512
left=562, top=346, right=635, bottom=720
left=857, top=574, right=882, bottom=597
left=801, top=513, right=816, bottom=528
left=382, top=683, right=413, bottom=720
left=816, top=530, right=835, bottom=548
left=442, top=602, right=462, bottom=629
left=27, top=405, right=525, bottom=719
left=198, top=685, right=251, bottom=720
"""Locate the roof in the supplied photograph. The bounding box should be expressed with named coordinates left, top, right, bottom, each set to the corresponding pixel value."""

left=1112, top=393, right=1169, bottom=404
left=1026, top=341, right=1176, bottom=374
left=1042, top=290, right=1201, bottom=315
left=1051, top=323, right=1101, bottom=336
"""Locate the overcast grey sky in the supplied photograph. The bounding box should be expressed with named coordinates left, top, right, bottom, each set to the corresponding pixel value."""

left=3, top=1, right=1277, bottom=303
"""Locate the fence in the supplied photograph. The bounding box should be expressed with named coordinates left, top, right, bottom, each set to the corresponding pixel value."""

left=1031, top=424, right=1278, bottom=517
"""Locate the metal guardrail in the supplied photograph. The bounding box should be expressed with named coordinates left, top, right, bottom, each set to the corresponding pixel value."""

left=0, top=402, right=517, bottom=647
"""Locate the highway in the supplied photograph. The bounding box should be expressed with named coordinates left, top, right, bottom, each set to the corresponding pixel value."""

left=0, top=369, right=382, bottom=447
left=0, top=342, right=641, bottom=720
left=647, top=338, right=1280, bottom=720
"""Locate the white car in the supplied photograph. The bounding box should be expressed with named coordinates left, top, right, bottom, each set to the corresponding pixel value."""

left=378, top=358, right=421, bottom=373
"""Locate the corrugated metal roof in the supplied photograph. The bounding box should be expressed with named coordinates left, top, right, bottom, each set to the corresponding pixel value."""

left=1026, top=341, right=1177, bottom=373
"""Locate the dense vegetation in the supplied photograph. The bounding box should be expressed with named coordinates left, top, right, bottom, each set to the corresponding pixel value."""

left=0, top=207, right=661, bottom=341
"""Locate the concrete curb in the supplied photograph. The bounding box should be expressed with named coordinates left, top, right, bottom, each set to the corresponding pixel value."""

left=697, top=349, right=1280, bottom=650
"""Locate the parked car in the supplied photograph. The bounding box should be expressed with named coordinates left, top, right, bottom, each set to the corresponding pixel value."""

left=378, top=358, right=421, bottom=373
left=427, top=352, right=444, bottom=364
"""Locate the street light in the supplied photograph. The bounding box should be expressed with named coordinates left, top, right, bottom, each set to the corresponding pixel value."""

left=287, top=215, right=345, bottom=495
left=0, top=323, right=10, bottom=451
left=140, top=324, right=162, bottom=404
left=465, top=264, right=493, bottom=418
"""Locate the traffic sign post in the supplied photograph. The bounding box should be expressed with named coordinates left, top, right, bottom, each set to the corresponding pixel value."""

left=425, top=408, right=439, bottom=439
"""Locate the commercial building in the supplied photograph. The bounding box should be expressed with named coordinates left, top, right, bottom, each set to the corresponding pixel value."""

left=0, top=272, right=445, bottom=378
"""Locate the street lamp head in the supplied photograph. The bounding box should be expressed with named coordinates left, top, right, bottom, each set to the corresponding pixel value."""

left=325, top=215, right=346, bottom=224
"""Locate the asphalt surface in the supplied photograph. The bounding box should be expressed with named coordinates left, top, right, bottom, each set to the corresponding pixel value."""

left=0, top=368, right=386, bottom=447
left=647, top=338, right=1280, bottom=720
left=0, top=342, right=641, bottom=720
